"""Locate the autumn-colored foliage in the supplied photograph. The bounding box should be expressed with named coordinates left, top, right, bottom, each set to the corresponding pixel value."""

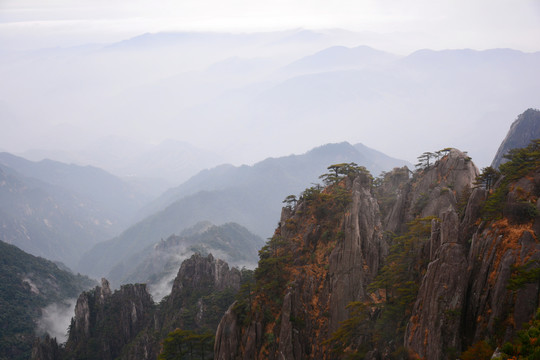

left=500, top=308, right=540, bottom=359
left=326, top=217, right=435, bottom=358
left=460, top=340, right=494, bottom=360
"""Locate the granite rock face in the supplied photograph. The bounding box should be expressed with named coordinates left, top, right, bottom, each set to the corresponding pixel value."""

left=35, top=254, right=243, bottom=360
left=328, top=175, right=386, bottom=333
left=215, top=148, right=540, bottom=359
left=406, top=167, right=540, bottom=358
left=65, top=278, right=154, bottom=360
left=405, top=209, right=469, bottom=358
left=214, top=172, right=387, bottom=359
left=492, top=108, right=540, bottom=168
left=385, top=149, right=478, bottom=235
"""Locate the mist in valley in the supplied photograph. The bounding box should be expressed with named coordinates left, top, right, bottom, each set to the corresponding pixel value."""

left=36, top=299, right=78, bottom=343
left=2, top=1, right=540, bottom=357
left=1, top=0, right=539, bottom=279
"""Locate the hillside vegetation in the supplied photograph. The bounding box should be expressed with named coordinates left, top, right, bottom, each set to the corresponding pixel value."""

left=0, top=240, right=95, bottom=360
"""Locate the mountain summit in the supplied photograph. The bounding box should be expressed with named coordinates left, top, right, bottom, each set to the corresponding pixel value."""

left=492, top=108, right=540, bottom=168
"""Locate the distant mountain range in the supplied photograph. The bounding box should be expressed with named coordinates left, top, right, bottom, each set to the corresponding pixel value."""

left=79, top=141, right=410, bottom=279
left=0, top=153, right=148, bottom=269
left=280, top=45, right=399, bottom=76
left=21, top=138, right=225, bottom=195
left=3, top=32, right=539, bottom=168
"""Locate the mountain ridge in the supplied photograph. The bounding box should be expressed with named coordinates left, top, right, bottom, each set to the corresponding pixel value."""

left=80, top=142, right=410, bottom=278
left=491, top=108, right=540, bottom=168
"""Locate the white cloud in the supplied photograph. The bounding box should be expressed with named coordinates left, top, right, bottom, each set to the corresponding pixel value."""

left=37, top=299, right=77, bottom=343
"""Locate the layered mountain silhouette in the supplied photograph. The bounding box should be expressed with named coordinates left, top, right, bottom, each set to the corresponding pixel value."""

left=79, top=142, right=410, bottom=278
left=0, top=153, right=147, bottom=268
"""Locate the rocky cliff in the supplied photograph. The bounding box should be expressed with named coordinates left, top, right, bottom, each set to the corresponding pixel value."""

left=215, top=166, right=387, bottom=359
left=492, top=108, right=540, bottom=169
left=63, top=278, right=154, bottom=360
left=33, top=253, right=245, bottom=360
left=215, top=145, right=540, bottom=359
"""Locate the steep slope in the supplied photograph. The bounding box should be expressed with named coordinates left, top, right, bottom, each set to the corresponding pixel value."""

left=406, top=141, right=540, bottom=359
left=214, top=143, right=540, bottom=359
left=214, top=165, right=388, bottom=359
left=491, top=108, right=540, bottom=168
left=80, top=142, right=409, bottom=278
left=34, top=254, right=247, bottom=360
left=0, top=240, right=95, bottom=360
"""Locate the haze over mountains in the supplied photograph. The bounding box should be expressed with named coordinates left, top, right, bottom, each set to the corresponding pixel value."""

left=0, top=153, right=148, bottom=269
left=79, top=141, right=410, bottom=278
left=2, top=30, right=540, bottom=170
left=1, top=0, right=539, bottom=357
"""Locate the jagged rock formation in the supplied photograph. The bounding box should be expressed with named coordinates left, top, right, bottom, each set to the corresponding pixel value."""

left=215, top=169, right=387, bottom=359
left=153, top=253, right=242, bottom=336
left=385, top=149, right=477, bottom=234
left=33, top=254, right=244, bottom=360
left=492, top=108, right=540, bottom=168
left=63, top=278, right=154, bottom=360
left=215, top=146, right=540, bottom=359
left=328, top=173, right=385, bottom=334
left=108, top=221, right=263, bottom=292
left=405, top=209, right=470, bottom=359
left=406, top=146, right=540, bottom=359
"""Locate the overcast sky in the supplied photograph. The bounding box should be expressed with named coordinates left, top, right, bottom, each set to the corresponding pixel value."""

left=1, top=0, right=540, bottom=52
left=1, top=0, right=540, bottom=171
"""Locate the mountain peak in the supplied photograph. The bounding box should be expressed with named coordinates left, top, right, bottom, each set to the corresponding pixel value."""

left=492, top=108, right=540, bottom=168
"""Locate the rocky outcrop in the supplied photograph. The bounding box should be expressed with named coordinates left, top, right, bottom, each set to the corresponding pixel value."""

left=465, top=222, right=540, bottom=344
left=406, top=165, right=540, bottom=358
left=214, top=171, right=387, bottom=359
left=402, top=150, right=479, bottom=359
left=406, top=209, right=470, bottom=358
left=156, top=253, right=242, bottom=332
left=463, top=171, right=540, bottom=345
left=171, top=253, right=241, bottom=294
left=34, top=253, right=243, bottom=360
left=215, top=148, right=540, bottom=359
left=64, top=278, right=155, bottom=360
left=492, top=108, right=540, bottom=168
left=328, top=175, right=386, bottom=333
left=385, top=149, right=478, bottom=236
left=214, top=303, right=242, bottom=360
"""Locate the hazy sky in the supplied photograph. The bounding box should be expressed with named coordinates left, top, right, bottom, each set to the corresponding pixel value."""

left=1, top=0, right=540, bottom=171
left=1, top=0, right=540, bottom=52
